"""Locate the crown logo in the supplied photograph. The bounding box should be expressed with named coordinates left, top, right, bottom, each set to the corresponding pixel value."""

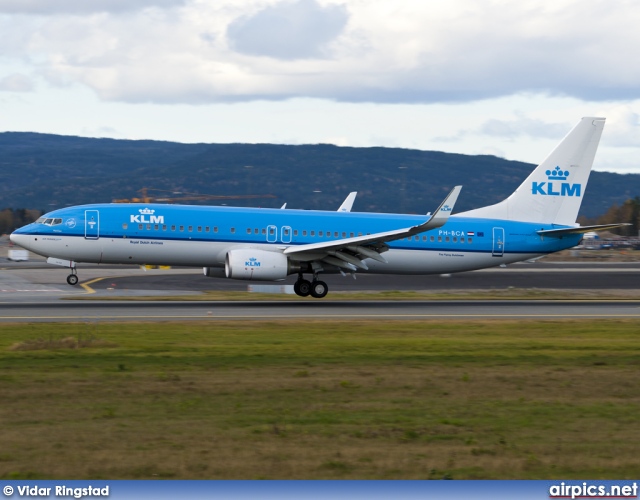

left=546, top=166, right=569, bottom=181
left=139, top=208, right=155, bottom=215
left=249, top=257, right=257, bottom=261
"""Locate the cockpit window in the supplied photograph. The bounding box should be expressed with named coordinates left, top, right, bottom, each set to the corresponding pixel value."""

left=39, top=218, right=63, bottom=226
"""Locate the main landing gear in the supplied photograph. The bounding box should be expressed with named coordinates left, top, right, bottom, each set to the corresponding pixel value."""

left=294, top=274, right=328, bottom=298
left=66, top=269, right=79, bottom=286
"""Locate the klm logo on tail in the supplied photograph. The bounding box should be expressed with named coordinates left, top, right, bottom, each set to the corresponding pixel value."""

left=532, top=166, right=581, bottom=197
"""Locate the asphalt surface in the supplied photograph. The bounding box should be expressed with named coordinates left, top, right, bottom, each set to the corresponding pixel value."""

left=1, top=258, right=639, bottom=321
left=2, top=300, right=640, bottom=322
left=84, top=263, right=640, bottom=292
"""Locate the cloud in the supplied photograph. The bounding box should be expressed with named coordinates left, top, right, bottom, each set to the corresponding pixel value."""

left=0, top=0, right=185, bottom=15
left=227, top=0, right=349, bottom=60
left=477, top=117, right=571, bottom=140
left=600, top=105, right=640, bottom=148
left=0, top=73, right=34, bottom=92
left=435, top=116, right=571, bottom=142
left=3, top=0, right=640, bottom=105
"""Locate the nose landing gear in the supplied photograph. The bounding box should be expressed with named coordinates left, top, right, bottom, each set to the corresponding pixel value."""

left=66, top=269, right=79, bottom=286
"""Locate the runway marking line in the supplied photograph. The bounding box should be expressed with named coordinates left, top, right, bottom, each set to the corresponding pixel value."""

left=80, top=277, right=108, bottom=294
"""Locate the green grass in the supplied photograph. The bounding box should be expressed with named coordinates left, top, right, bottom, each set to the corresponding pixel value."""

left=0, top=320, right=639, bottom=479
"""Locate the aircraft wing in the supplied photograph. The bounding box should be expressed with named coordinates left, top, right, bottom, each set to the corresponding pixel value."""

left=284, top=186, right=462, bottom=270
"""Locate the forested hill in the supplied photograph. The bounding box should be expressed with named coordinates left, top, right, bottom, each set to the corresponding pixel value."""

left=1, top=131, right=639, bottom=218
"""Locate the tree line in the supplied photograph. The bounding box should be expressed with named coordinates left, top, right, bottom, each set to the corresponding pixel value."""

left=0, top=208, right=41, bottom=235
left=579, top=197, right=640, bottom=237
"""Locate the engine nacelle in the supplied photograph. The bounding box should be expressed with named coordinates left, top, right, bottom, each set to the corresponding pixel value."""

left=225, top=249, right=294, bottom=281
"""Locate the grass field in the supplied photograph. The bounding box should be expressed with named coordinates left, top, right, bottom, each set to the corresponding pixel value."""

left=0, top=320, right=639, bottom=479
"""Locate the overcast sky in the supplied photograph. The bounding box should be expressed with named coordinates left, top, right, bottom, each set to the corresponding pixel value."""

left=1, top=0, right=640, bottom=173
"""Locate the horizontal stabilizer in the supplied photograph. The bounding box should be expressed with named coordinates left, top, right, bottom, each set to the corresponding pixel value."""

left=537, top=223, right=630, bottom=237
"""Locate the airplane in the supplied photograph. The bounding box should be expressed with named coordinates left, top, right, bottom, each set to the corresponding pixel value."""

left=10, top=117, right=627, bottom=298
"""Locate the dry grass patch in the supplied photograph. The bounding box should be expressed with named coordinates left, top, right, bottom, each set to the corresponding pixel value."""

left=0, top=320, right=639, bottom=479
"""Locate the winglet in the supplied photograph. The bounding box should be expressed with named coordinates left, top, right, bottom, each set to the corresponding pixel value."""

left=406, top=185, right=462, bottom=235
left=337, top=192, right=357, bottom=212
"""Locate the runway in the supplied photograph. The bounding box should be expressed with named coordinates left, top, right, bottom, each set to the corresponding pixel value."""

left=2, top=299, right=640, bottom=322
left=1, top=257, right=639, bottom=321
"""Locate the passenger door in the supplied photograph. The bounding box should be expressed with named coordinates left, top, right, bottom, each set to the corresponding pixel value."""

left=85, top=210, right=100, bottom=240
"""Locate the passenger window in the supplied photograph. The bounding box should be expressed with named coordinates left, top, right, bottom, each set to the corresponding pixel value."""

left=269, top=227, right=275, bottom=235
left=214, top=227, right=218, bottom=233
left=262, top=228, right=266, bottom=234
left=438, top=236, right=442, bottom=242
left=179, top=226, right=184, bottom=231
left=302, top=230, right=307, bottom=236
left=350, top=232, right=354, bottom=237
left=284, top=228, right=289, bottom=236
left=254, top=228, right=259, bottom=234
left=430, top=236, right=434, bottom=242
left=334, top=232, right=338, bottom=237
left=415, top=236, right=419, bottom=241
left=205, top=226, right=210, bottom=232
left=122, top=223, right=128, bottom=230
left=358, top=232, right=362, bottom=236
left=188, top=226, right=193, bottom=232
left=163, top=225, right=167, bottom=231
left=246, top=228, right=251, bottom=234
left=468, top=238, right=473, bottom=243
left=171, top=225, right=176, bottom=231
left=294, top=230, right=298, bottom=236
left=453, top=237, right=457, bottom=242
left=319, top=231, right=323, bottom=236
left=460, top=237, right=465, bottom=243
left=198, top=226, right=202, bottom=232
left=342, top=232, right=346, bottom=238
left=445, top=237, right=450, bottom=242
left=139, top=224, right=143, bottom=230
left=311, top=231, right=315, bottom=236
left=146, top=224, right=151, bottom=230
left=231, top=228, right=235, bottom=234
left=154, top=224, right=159, bottom=230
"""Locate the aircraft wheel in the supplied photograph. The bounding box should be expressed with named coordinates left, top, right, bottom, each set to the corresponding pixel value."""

left=294, top=279, right=311, bottom=297
left=310, top=280, right=328, bottom=299
left=66, top=274, right=79, bottom=286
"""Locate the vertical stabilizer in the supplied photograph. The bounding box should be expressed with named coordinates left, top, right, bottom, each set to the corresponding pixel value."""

left=460, top=117, right=606, bottom=225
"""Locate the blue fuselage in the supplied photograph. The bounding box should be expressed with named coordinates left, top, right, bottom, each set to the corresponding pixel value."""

left=11, top=203, right=580, bottom=275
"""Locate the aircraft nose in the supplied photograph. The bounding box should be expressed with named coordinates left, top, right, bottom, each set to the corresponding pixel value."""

left=9, top=231, right=31, bottom=251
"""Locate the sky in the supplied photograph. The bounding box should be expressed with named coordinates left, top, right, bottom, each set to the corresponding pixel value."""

left=1, top=0, right=640, bottom=173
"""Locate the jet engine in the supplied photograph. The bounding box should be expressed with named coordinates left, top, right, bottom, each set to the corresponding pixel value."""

left=224, top=249, right=298, bottom=281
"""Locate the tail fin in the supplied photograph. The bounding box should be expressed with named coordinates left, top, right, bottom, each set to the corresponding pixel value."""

left=461, top=117, right=606, bottom=225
